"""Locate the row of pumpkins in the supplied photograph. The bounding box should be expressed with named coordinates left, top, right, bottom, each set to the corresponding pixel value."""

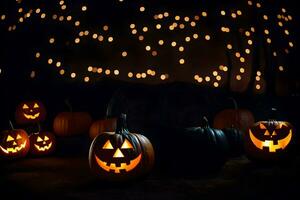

left=0, top=100, right=295, bottom=181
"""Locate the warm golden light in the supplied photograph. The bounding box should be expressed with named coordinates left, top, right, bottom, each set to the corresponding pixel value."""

left=84, top=77, right=90, bottom=82
left=105, top=69, right=111, bottom=75
left=114, top=70, right=120, bottom=75
left=249, top=129, right=292, bottom=153
left=81, top=6, right=87, bottom=11
left=179, top=59, right=185, bottom=64
left=140, top=6, right=145, bottom=12
left=122, top=51, right=127, bottom=57
left=95, top=154, right=142, bottom=174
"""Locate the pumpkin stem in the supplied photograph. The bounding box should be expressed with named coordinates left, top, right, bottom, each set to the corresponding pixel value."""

left=65, top=99, right=73, bottom=112
left=228, top=97, right=238, bottom=110
left=38, top=123, right=41, bottom=132
left=116, top=114, right=128, bottom=133
left=9, top=120, right=15, bottom=130
left=202, top=117, right=210, bottom=128
left=269, top=107, right=277, bottom=121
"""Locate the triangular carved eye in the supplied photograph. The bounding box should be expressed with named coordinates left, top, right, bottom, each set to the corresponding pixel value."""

left=102, top=140, right=114, bottom=149
left=6, top=135, right=14, bottom=142
left=33, top=103, right=39, bottom=108
left=22, top=104, right=29, bottom=109
left=16, top=134, right=22, bottom=140
left=264, top=130, right=270, bottom=136
left=44, top=136, right=49, bottom=141
left=121, top=139, right=133, bottom=149
left=259, top=123, right=267, bottom=129
left=37, top=136, right=43, bottom=142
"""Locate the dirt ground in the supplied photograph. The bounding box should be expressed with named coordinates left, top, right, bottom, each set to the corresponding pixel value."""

left=1, top=154, right=299, bottom=200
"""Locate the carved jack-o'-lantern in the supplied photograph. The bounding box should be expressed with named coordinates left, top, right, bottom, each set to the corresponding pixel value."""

left=89, top=114, right=155, bottom=181
left=15, top=100, right=46, bottom=125
left=29, top=131, right=56, bottom=156
left=0, top=123, right=30, bottom=159
left=245, top=120, right=294, bottom=161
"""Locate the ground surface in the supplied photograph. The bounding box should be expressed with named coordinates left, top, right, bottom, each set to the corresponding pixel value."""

left=1, top=154, right=299, bottom=200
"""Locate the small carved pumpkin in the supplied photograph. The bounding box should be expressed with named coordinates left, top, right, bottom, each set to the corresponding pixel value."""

left=89, top=118, right=117, bottom=139
left=89, top=114, right=155, bottom=181
left=15, top=100, right=46, bottom=125
left=245, top=120, right=294, bottom=161
left=0, top=123, right=30, bottom=159
left=29, top=131, right=56, bottom=156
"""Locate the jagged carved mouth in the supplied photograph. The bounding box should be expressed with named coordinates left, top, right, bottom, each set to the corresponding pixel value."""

left=34, top=142, right=53, bottom=152
left=24, top=112, right=40, bottom=119
left=0, top=141, right=27, bottom=154
left=249, top=129, right=292, bottom=152
left=94, top=154, right=142, bottom=174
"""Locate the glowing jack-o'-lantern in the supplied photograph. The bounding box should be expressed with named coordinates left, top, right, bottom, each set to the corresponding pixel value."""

left=15, top=100, right=46, bottom=125
left=29, top=131, right=56, bottom=156
left=0, top=123, right=30, bottom=159
left=245, top=120, right=294, bottom=161
left=89, top=114, right=155, bottom=181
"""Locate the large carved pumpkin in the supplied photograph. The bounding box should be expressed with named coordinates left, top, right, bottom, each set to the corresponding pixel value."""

left=15, top=100, right=46, bottom=125
left=0, top=123, right=30, bottom=159
left=213, top=98, right=254, bottom=133
left=29, top=131, right=56, bottom=156
left=53, top=112, right=92, bottom=136
left=89, top=114, right=155, bottom=181
left=245, top=120, right=294, bottom=162
left=89, top=118, right=117, bottom=139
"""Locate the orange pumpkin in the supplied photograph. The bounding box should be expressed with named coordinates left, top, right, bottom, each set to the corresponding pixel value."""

left=89, top=114, right=155, bottom=181
left=89, top=118, right=117, bottom=139
left=53, top=112, right=92, bottom=136
left=213, top=98, right=254, bottom=133
left=29, top=131, right=56, bottom=156
left=15, top=100, right=46, bottom=125
left=0, top=122, right=30, bottom=159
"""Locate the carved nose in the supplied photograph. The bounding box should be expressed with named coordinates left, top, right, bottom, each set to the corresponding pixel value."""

left=30, top=109, right=33, bottom=112
left=113, top=148, right=124, bottom=158
left=43, top=141, right=46, bottom=145
left=13, top=141, right=17, bottom=146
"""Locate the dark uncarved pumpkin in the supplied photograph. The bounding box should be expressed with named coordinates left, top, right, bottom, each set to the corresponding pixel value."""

left=89, top=114, right=155, bottom=182
left=53, top=112, right=92, bottom=136
left=222, top=127, right=244, bottom=157
left=89, top=118, right=117, bottom=139
left=161, top=117, right=229, bottom=176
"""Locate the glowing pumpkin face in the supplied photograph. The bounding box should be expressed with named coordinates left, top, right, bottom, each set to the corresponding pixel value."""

left=0, top=129, right=30, bottom=159
left=94, top=137, right=142, bottom=174
left=29, top=132, right=56, bottom=156
left=15, top=101, right=46, bottom=125
left=89, top=114, right=155, bottom=181
left=245, top=120, right=294, bottom=161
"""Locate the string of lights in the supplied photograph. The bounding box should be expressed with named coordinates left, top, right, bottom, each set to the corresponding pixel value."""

left=0, top=0, right=295, bottom=91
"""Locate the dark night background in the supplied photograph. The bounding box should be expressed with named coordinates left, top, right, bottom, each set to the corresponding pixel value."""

left=0, top=0, right=300, bottom=199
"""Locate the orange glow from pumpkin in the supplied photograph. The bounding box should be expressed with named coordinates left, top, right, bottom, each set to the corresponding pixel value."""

left=95, top=154, right=142, bottom=174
